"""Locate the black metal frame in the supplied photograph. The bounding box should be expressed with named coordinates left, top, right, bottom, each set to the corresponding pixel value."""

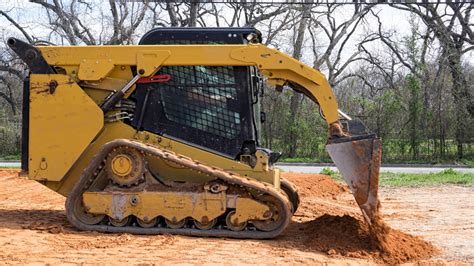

left=21, top=77, right=29, bottom=172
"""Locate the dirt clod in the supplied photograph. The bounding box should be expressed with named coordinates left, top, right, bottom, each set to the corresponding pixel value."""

left=327, top=249, right=337, bottom=255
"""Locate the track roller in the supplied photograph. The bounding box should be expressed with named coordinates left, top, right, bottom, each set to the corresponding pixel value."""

left=109, top=216, right=131, bottom=227
left=194, top=218, right=217, bottom=230
left=225, top=210, right=247, bottom=231
left=165, top=218, right=187, bottom=229
left=137, top=217, right=158, bottom=228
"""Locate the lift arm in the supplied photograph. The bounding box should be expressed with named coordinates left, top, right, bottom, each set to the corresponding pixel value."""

left=33, top=43, right=344, bottom=136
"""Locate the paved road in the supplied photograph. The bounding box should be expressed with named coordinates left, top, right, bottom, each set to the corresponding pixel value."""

left=1, top=161, right=473, bottom=174
left=0, top=161, right=21, bottom=168
left=277, top=165, right=474, bottom=174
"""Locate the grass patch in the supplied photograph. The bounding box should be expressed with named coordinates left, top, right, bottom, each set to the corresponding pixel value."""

left=380, top=168, right=474, bottom=187
left=0, top=154, right=20, bottom=161
left=322, top=167, right=473, bottom=187
left=319, top=167, right=343, bottom=182
left=459, top=158, right=474, bottom=167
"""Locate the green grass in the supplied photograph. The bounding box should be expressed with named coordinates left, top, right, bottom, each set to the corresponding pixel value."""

left=459, top=158, right=474, bottom=167
left=380, top=169, right=474, bottom=187
left=321, top=167, right=473, bottom=187
left=319, top=167, right=343, bottom=182
left=0, top=154, right=20, bottom=161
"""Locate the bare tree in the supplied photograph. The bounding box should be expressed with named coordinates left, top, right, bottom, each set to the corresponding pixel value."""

left=28, top=0, right=147, bottom=45
left=390, top=2, right=473, bottom=158
left=309, top=3, right=373, bottom=86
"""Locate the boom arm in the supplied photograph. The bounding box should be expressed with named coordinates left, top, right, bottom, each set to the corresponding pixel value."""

left=34, top=44, right=344, bottom=137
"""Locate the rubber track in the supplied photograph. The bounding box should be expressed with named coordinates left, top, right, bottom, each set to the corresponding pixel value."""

left=66, top=139, right=292, bottom=239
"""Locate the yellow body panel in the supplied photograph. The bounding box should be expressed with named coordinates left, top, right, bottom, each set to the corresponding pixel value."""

left=28, top=74, right=103, bottom=181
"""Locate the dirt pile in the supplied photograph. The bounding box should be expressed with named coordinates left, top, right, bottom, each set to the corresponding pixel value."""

left=282, top=173, right=438, bottom=264
left=282, top=173, right=348, bottom=199
left=301, top=214, right=437, bottom=264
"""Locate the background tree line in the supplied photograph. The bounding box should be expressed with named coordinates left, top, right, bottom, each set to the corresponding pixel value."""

left=0, top=0, right=472, bottom=163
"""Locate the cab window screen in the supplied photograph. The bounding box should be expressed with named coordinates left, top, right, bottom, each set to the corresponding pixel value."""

left=160, top=66, right=241, bottom=139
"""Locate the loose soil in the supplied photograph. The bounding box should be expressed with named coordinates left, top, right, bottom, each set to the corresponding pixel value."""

left=0, top=169, right=471, bottom=264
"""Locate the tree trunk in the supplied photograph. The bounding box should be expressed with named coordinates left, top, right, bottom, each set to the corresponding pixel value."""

left=188, top=2, right=199, bottom=27
left=448, top=51, right=469, bottom=158
left=287, top=7, right=311, bottom=158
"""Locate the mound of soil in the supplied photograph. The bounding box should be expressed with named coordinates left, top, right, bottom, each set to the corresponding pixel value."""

left=282, top=173, right=438, bottom=264
left=282, top=173, right=348, bottom=198
left=301, top=214, right=437, bottom=264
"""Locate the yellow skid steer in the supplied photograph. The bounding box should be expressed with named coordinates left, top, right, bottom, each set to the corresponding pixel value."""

left=8, top=28, right=382, bottom=238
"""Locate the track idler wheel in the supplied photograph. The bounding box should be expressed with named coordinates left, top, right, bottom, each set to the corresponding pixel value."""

left=280, top=178, right=300, bottom=213
left=252, top=195, right=286, bottom=232
left=225, top=210, right=247, bottom=231
left=70, top=193, right=105, bottom=225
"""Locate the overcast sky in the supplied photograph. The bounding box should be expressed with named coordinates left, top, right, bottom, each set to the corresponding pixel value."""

left=0, top=1, right=471, bottom=74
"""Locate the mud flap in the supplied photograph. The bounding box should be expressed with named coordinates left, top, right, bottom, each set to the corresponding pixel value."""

left=326, top=135, right=382, bottom=225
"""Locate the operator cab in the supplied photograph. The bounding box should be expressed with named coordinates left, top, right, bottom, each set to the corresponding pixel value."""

left=130, top=28, right=279, bottom=164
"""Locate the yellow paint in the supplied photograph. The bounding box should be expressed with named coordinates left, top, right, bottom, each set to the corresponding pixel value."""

left=136, top=50, right=170, bottom=76
left=111, top=154, right=132, bottom=176
left=82, top=190, right=269, bottom=223
left=28, top=74, right=103, bottom=181
left=38, top=121, right=278, bottom=197
left=135, top=131, right=277, bottom=185
left=37, top=44, right=339, bottom=124
left=78, top=59, right=114, bottom=81
left=234, top=197, right=271, bottom=221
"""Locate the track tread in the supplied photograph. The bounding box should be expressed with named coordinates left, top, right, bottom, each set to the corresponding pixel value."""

left=65, top=139, right=292, bottom=239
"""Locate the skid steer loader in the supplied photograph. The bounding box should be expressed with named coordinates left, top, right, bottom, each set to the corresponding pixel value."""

left=8, top=28, right=382, bottom=238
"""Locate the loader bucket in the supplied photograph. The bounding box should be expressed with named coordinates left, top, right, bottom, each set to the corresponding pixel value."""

left=326, top=135, right=382, bottom=225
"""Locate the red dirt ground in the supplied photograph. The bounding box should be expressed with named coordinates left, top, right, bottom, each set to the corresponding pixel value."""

left=0, top=169, right=462, bottom=264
